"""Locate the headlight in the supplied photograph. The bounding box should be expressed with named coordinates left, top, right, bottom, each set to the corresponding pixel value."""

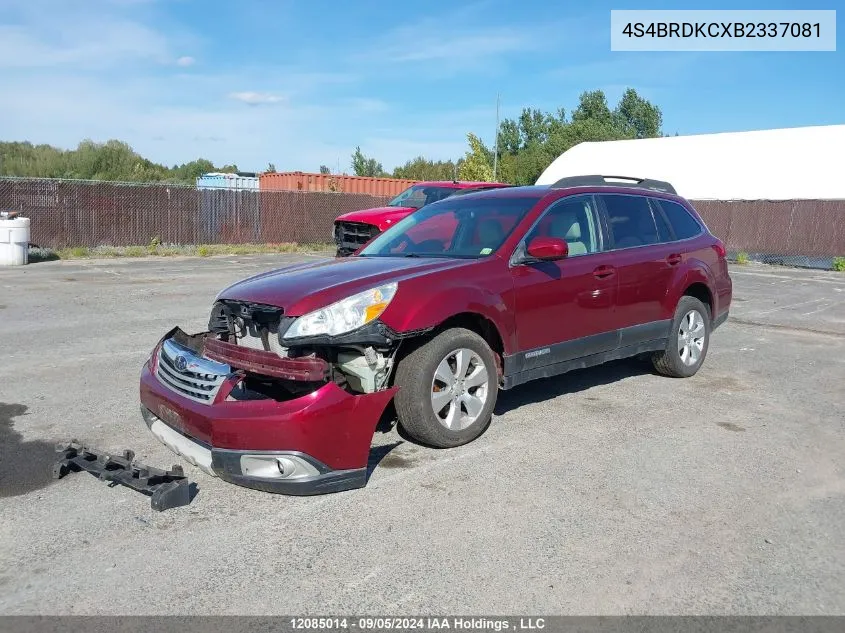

left=283, top=282, right=398, bottom=339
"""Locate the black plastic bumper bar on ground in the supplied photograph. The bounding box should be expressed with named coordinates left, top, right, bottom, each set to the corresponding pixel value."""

left=53, top=441, right=194, bottom=511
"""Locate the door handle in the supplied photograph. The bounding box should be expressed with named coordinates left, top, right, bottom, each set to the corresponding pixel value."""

left=666, top=253, right=682, bottom=266
left=593, top=265, right=616, bottom=279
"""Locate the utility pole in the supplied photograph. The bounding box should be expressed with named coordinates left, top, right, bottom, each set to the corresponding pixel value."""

left=492, top=92, right=500, bottom=182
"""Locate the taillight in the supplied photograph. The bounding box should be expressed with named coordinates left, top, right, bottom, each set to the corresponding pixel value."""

left=712, top=240, right=727, bottom=259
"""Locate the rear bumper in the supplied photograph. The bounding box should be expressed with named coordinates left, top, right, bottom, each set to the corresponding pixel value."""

left=139, top=350, right=397, bottom=495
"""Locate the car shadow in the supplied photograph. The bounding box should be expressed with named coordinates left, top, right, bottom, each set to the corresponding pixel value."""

left=494, top=357, right=655, bottom=415
left=0, top=403, right=58, bottom=498
left=366, top=441, right=404, bottom=480
left=365, top=358, right=655, bottom=458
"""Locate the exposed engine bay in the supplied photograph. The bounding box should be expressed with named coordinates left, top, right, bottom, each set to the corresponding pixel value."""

left=201, top=299, right=407, bottom=400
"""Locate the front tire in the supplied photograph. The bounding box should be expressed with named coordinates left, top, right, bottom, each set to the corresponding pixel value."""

left=394, top=328, right=498, bottom=448
left=652, top=296, right=711, bottom=378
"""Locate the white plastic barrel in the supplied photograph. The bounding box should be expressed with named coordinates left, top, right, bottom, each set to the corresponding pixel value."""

left=0, top=216, right=30, bottom=266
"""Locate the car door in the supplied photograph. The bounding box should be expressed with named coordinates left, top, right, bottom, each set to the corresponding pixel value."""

left=595, top=193, right=679, bottom=347
left=510, top=194, right=619, bottom=373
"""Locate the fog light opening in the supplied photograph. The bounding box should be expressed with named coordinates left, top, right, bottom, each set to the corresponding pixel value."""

left=239, top=454, right=321, bottom=480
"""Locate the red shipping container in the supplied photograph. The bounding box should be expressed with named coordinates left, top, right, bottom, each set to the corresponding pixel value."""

left=260, top=172, right=418, bottom=197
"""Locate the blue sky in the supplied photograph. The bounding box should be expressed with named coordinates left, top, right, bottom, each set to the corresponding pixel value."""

left=1, top=0, right=842, bottom=172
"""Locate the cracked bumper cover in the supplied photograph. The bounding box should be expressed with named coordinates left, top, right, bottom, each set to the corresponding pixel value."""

left=139, top=355, right=397, bottom=495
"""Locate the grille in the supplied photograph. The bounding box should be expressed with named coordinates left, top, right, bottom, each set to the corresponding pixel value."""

left=155, top=338, right=231, bottom=405
left=335, top=221, right=380, bottom=253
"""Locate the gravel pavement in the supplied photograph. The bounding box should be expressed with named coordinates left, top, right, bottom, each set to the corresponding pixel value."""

left=0, top=256, right=843, bottom=615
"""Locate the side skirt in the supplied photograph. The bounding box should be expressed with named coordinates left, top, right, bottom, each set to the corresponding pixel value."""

left=713, top=310, right=729, bottom=330
left=502, top=338, right=667, bottom=390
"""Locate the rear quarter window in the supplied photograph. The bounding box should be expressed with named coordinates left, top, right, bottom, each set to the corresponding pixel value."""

left=657, top=200, right=704, bottom=240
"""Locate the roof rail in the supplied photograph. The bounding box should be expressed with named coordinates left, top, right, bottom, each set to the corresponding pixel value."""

left=550, top=175, right=677, bottom=195
left=449, top=184, right=515, bottom=196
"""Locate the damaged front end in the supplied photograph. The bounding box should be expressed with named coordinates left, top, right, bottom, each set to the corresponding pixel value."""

left=139, top=298, right=407, bottom=495
left=206, top=298, right=401, bottom=397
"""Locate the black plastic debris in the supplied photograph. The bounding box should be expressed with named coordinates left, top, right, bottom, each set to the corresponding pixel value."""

left=53, top=441, right=194, bottom=511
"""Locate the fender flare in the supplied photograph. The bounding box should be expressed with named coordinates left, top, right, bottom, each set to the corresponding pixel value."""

left=382, top=286, right=516, bottom=354
left=665, top=260, right=718, bottom=316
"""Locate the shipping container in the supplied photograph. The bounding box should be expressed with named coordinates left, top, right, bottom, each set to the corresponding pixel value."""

left=196, top=173, right=260, bottom=191
left=260, top=172, right=417, bottom=197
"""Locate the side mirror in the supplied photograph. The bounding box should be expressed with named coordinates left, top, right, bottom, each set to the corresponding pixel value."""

left=525, top=236, right=568, bottom=261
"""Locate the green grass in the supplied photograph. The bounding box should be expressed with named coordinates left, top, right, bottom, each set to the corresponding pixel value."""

left=833, top=256, right=845, bottom=272
left=735, top=251, right=750, bottom=265
left=37, top=242, right=333, bottom=261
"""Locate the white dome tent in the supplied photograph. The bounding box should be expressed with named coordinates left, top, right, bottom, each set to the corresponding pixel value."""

left=535, top=124, right=845, bottom=200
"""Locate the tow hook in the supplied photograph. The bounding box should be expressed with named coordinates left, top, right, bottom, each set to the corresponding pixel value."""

left=53, top=441, right=195, bottom=512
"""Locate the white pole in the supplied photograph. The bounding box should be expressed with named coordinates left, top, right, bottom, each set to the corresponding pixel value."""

left=492, top=93, right=500, bottom=182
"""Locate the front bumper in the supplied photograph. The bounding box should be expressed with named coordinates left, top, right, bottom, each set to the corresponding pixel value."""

left=139, top=339, right=397, bottom=495
left=334, top=221, right=380, bottom=256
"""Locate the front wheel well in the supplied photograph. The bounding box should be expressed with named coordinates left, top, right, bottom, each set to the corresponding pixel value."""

left=391, top=312, right=505, bottom=380
left=682, top=282, right=713, bottom=317
left=434, top=313, right=504, bottom=357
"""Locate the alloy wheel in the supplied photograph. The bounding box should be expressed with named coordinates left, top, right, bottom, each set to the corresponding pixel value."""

left=678, top=309, right=706, bottom=366
left=430, top=348, right=490, bottom=430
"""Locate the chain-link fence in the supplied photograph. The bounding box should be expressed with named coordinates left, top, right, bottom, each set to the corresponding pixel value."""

left=693, top=199, right=845, bottom=269
left=0, top=177, right=391, bottom=249
left=1, top=177, right=843, bottom=268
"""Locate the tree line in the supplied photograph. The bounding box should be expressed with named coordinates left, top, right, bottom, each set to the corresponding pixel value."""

left=0, top=88, right=664, bottom=186
left=0, top=139, right=240, bottom=183
left=350, top=88, right=664, bottom=184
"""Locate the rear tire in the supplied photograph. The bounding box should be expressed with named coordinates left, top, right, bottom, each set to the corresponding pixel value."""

left=394, top=328, right=498, bottom=448
left=652, top=296, right=711, bottom=378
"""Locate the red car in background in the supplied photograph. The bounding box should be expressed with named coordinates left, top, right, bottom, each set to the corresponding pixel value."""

left=333, top=180, right=510, bottom=256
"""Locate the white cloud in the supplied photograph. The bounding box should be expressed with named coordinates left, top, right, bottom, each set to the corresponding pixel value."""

left=354, top=5, right=583, bottom=77
left=228, top=91, right=286, bottom=106
left=0, top=19, right=171, bottom=68
left=388, top=30, right=530, bottom=64
left=0, top=0, right=495, bottom=172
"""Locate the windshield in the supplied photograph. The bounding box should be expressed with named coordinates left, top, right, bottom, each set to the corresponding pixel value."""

left=359, top=195, right=541, bottom=259
left=387, top=185, right=459, bottom=209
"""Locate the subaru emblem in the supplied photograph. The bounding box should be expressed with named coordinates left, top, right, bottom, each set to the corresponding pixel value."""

left=174, top=355, right=188, bottom=372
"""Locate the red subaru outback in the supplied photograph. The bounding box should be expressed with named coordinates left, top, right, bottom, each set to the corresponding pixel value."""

left=333, top=180, right=510, bottom=256
left=140, top=175, right=732, bottom=495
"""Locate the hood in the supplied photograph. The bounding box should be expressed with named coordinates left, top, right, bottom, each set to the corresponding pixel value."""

left=217, top=255, right=473, bottom=316
left=334, top=206, right=416, bottom=231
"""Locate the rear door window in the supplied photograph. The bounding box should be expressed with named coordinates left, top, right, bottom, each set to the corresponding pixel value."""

left=599, top=194, right=660, bottom=249
left=656, top=200, right=704, bottom=240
